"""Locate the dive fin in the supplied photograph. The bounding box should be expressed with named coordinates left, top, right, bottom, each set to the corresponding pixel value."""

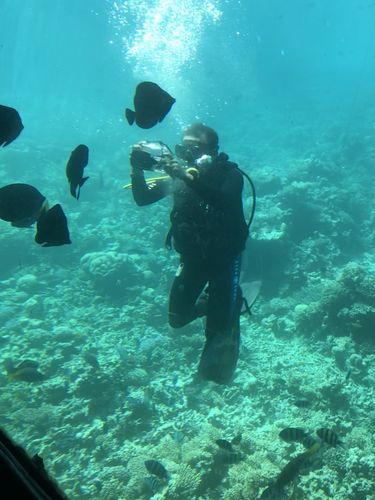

left=240, top=280, right=262, bottom=315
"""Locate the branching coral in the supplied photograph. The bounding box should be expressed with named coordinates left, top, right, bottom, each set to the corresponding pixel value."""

left=165, top=464, right=201, bottom=499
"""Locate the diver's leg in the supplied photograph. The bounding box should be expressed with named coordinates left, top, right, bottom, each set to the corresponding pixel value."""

left=198, top=255, right=242, bottom=384
left=168, top=257, right=208, bottom=328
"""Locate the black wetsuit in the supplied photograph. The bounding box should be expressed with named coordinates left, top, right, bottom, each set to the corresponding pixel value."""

left=131, top=153, right=248, bottom=384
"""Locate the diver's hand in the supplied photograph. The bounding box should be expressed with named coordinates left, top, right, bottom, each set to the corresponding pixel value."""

left=160, top=155, right=188, bottom=180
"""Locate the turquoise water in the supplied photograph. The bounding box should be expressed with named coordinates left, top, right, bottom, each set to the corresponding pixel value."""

left=1, top=1, right=375, bottom=498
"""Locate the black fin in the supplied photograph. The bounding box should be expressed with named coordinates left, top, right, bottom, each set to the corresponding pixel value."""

left=125, top=108, right=135, bottom=125
left=79, top=176, right=89, bottom=187
left=69, top=184, right=78, bottom=199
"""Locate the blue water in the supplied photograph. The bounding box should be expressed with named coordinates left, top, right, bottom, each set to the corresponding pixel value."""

left=1, top=1, right=375, bottom=499
left=2, top=0, right=375, bottom=150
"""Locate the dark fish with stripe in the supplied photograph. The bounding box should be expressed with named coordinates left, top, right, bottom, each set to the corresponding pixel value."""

left=216, top=439, right=234, bottom=452
left=5, top=360, right=44, bottom=382
left=278, top=427, right=308, bottom=443
left=4, top=359, right=39, bottom=372
left=301, top=435, right=319, bottom=449
left=8, top=367, right=45, bottom=382
left=275, top=442, right=321, bottom=489
left=66, top=144, right=89, bottom=199
left=316, top=428, right=342, bottom=447
left=144, top=459, right=168, bottom=480
left=219, top=451, right=244, bottom=464
left=0, top=183, right=48, bottom=227
left=143, top=475, right=161, bottom=494
left=35, top=204, right=71, bottom=247
left=126, top=82, right=175, bottom=129
left=0, top=104, right=24, bottom=147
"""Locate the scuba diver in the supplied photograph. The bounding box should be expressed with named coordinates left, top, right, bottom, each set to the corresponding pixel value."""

left=130, top=123, right=252, bottom=384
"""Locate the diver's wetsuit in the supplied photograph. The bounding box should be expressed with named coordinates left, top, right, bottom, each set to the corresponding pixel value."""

left=131, top=153, right=248, bottom=384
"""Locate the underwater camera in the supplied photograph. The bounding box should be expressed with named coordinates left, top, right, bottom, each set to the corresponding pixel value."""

left=130, top=141, right=173, bottom=171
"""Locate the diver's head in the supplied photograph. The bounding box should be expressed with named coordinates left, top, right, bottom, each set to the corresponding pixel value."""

left=175, top=123, right=219, bottom=163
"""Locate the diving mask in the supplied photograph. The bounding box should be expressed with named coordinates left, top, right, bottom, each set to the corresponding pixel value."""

left=175, top=144, right=213, bottom=167
left=174, top=142, right=206, bottom=163
left=175, top=136, right=215, bottom=165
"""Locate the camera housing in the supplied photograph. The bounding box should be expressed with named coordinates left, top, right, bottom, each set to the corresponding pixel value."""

left=131, top=141, right=172, bottom=171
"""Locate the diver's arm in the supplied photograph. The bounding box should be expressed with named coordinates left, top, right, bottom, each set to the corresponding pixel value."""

left=183, top=168, right=243, bottom=209
left=131, top=168, right=171, bottom=206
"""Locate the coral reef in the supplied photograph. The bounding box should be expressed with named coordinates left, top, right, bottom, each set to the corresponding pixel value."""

left=294, top=261, right=375, bottom=342
left=80, top=250, right=150, bottom=295
left=1, top=117, right=375, bottom=500
left=165, top=464, right=201, bottom=499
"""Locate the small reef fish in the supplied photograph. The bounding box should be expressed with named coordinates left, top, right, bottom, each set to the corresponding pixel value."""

left=144, top=459, right=168, bottom=480
left=259, top=442, right=320, bottom=499
left=293, top=398, right=312, bottom=408
left=216, top=439, right=234, bottom=452
left=173, top=430, right=184, bottom=444
left=274, top=442, right=321, bottom=490
left=126, top=81, right=176, bottom=129
left=0, top=183, right=48, bottom=227
left=4, top=359, right=39, bottom=372
left=0, top=104, right=24, bottom=147
left=316, top=428, right=342, bottom=447
left=5, top=360, right=44, bottom=382
left=143, top=475, right=161, bottom=494
left=215, top=436, right=245, bottom=465
left=301, top=435, right=319, bottom=449
left=35, top=204, right=71, bottom=247
left=278, top=427, right=308, bottom=443
left=219, top=451, right=244, bottom=465
left=66, top=144, right=89, bottom=199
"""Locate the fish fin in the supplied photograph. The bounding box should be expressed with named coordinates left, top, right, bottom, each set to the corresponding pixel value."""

left=76, top=178, right=88, bottom=200
left=79, top=176, right=89, bottom=187
left=125, top=108, right=135, bottom=125
left=69, top=185, right=78, bottom=199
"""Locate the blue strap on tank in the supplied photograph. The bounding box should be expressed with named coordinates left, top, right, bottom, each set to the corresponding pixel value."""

left=230, top=254, right=242, bottom=317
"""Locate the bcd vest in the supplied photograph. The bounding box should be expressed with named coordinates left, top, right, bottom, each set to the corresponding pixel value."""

left=167, top=154, right=248, bottom=260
